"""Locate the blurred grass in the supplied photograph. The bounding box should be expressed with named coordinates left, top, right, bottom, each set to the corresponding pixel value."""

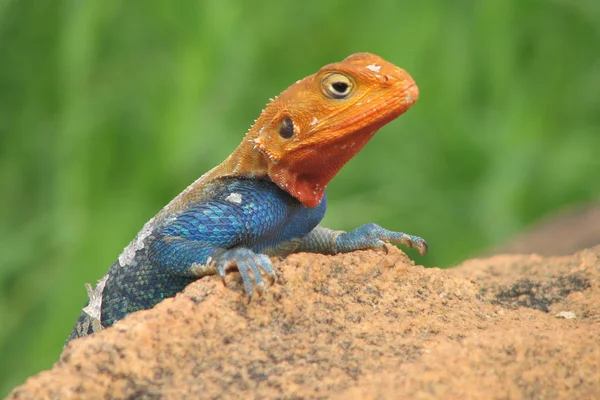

left=1, top=0, right=599, bottom=395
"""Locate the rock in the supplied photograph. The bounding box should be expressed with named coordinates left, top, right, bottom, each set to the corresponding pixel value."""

left=8, top=245, right=600, bottom=399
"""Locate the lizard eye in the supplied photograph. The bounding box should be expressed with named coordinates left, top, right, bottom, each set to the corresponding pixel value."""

left=322, top=73, right=354, bottom=99
left=279, top=116, right=294, bottom=139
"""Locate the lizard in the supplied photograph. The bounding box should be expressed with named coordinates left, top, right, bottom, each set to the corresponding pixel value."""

left=67, top=52, right=428, bottom=342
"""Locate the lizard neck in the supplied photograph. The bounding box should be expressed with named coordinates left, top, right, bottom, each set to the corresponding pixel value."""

left=218, top=140, right=269, bottom=179
left=159, top=139, right=268, bottom=216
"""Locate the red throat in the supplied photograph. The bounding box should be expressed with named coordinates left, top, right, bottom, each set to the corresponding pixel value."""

left=271, top=169, right=328, bottom=208
left=268, top=129, right=376, bottom=208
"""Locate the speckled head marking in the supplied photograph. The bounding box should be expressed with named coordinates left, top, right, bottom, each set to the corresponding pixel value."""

left=168, top=53, right=418, bottom=212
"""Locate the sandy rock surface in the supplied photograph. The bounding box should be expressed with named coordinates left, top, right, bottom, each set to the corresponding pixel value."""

left=8, top=245, right=600, bottom=399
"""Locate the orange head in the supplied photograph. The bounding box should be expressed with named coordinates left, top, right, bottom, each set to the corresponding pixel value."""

left=238, top=53, right=419, bottom=207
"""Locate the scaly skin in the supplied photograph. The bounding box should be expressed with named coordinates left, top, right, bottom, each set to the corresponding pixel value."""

left=68, top=53, right=428, bottom=342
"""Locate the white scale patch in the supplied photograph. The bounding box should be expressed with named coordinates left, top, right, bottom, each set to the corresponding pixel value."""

left=366, top=64, right=381, bottom=72
left=310, top=117, right=319, bottom=126
left=190, top=261, right=218, bottom=277
left=118, top=218, right=155, bottom=267
left=82, top=274, right=109, bottom=329
left=226, top=192, right=243, bottom=204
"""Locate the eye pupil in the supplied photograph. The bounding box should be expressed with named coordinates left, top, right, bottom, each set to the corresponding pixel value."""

left=322, top=73, right=353, bottom=99
left=331, top=82, right=348, bottom=93
left=279, top=117, right=294, bottom=139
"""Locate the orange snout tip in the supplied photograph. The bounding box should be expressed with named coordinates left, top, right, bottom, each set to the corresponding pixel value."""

left=405, top=83, right=419, bottom=104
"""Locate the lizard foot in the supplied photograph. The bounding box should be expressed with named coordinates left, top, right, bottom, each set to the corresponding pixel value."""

left=337, top=223, right=428, bottom=256
left=213, top=248, right=277, bottom=300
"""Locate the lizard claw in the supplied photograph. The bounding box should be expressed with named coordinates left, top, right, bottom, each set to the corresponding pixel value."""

left=215, top=248, right=276, bottom=299
left=406, top=236, right=428, bottom=256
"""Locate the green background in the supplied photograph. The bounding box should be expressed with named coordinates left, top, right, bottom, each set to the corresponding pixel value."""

left=1, top=0, right=599, bottom=395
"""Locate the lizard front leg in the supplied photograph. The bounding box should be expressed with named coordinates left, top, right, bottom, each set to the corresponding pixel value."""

left=148, top=237, right=276, bottom=298
left=295, top=224, right=428, bottom=256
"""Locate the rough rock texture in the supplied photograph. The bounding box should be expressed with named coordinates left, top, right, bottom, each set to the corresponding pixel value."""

left=8, top=245, right=600, bottom=399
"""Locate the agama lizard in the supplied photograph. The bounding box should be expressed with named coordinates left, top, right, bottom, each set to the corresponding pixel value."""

left=67, top=53, right=428, bottom=342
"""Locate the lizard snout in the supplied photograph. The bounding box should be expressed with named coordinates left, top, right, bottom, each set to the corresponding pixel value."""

left=404, top=83, right=419, bottom=104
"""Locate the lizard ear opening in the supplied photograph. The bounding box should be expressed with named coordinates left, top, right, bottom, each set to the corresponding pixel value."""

left=278, top=116, right=294, bottom=139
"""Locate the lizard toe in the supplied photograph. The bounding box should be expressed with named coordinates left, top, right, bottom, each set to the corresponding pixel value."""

left=411, top=237, right=429, bottom=256
left=216, top=258, right=234, bottom=286
left=255, top=254, right=277, bottom=286
left=215, top=248, right=276, bottom=298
